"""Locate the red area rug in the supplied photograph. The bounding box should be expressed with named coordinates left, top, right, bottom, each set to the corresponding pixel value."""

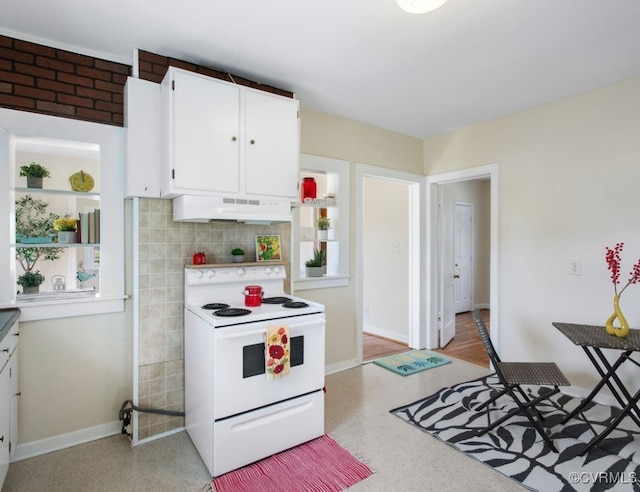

left=212, top=435, right=373, bottom=492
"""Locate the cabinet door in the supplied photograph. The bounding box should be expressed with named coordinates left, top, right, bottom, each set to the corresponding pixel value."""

left=173, top=71, right=240, bottom=194
left=244, top=90, right=299, bottom=199
left=0, top=364, right=9, bottom=487
left=125, top=77, right=161, bottom=198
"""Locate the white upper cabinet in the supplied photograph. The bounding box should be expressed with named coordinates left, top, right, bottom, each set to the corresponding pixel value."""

left=124, top=77, right=162, bottom=198
left=244, top=90, right=299, bottom=199
left=161, top=67, right=299, bottom=200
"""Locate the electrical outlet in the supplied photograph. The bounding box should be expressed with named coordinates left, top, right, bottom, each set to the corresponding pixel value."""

left=569, top=259, right=582, bottom=275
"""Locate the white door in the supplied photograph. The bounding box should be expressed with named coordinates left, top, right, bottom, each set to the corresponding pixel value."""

left=454, top=203, right=473, bottom=313
left=439, top=185, right=456, bottom=347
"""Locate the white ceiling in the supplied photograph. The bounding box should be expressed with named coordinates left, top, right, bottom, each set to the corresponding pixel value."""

left=2, top=0, right=640, bottom=139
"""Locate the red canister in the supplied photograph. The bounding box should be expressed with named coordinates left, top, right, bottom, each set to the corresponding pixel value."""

left=243, top=285, right=263, bottom=307
left=193, top=252, right=207, bottom=265
left=301, top=177, right=317, bottom=202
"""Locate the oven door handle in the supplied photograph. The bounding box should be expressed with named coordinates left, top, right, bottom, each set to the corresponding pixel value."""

left=219, top=319, right=323, bottom=340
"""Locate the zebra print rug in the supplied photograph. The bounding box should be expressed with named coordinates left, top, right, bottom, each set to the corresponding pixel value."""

left=391, top=375, right=640, bottom=492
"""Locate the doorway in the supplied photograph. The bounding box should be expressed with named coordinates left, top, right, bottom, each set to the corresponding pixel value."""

left=355, top=164, right=422, bottom=364
left=425, top=163, right=499, bottom=353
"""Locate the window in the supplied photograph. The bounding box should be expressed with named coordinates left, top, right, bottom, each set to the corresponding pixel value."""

left=292, top=154, right=350, bottom=290
left=0, top=108, right=125, bottom=320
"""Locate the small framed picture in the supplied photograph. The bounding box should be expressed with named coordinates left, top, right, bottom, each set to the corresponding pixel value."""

left=255, top=235, right=282, bottom=262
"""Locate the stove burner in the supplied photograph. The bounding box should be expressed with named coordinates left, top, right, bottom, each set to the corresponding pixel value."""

left=282, top=301, right=309, bottom=309
left=213, top=308, right=252, bottom=317
left=262, top=296, right=292, bottom=304
left=202, top=303, right=230, bottom=310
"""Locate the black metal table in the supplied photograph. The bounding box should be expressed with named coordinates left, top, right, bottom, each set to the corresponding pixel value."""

left=553, top=321, right=640, bottom=455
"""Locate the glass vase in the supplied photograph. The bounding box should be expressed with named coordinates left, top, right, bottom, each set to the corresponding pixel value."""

left=605, top=294, right=630, bottom=338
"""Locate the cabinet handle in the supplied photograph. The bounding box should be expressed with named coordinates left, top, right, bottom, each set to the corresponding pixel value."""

left=13, top=332, right=19, bottom=337
left=0, top=436, right=4, bottom=442
left=1, top=348, right=8, bottom=353
left=231, top=136, right=237, bottom=142
left=250, top=139, right=255, bottom=145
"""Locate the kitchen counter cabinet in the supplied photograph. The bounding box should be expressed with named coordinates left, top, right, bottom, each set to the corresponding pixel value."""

left=161, top=67, right=299, bottom=200
left=0, top=307, right=19, bottom=489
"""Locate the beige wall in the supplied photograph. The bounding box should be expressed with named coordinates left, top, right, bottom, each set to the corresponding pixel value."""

left=362, top=177, right=410, bottom=341
left=18, top=310, right=132, bottom=444
left=424, top=76, right=640, bottom=394
left=299, top=109, right=423, bottom=368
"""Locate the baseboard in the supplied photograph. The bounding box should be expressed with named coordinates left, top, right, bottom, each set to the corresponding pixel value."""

left=325, top=358, right=359, bottom=376
left=133, top=426, right=185, bottom=446
left=11, top=420, right=122, bottom=462
left=562, top=385, right=619, bottom=409
left=472, top=303, right=490, bottom=311
left=362, top=325, right=408, bottom=344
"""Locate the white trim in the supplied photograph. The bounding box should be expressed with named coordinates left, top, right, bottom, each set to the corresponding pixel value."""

left=132, top=426, right=185, bottom=446
left=294, top=275, right=350, bottom=290
left=355, top=164, right=423, bottom=365
left=425, top=163, right=500, bottom=350
left=5, top=296, right=125, bottom=321
left=11, top=420, right=122, bottom=462
left=325, top=359, right=359, bottom=376
left=131, top=197, right=140, bottom=444
left=363, top=326, right=408, bottom=345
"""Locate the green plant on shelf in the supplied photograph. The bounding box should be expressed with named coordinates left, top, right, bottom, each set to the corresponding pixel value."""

left=316, top=216, right=331, bottom=231
left=231, top=247, right=245, bottom=256
left=19, top=161, right=50, bottom=178
left=16, top=270, right=45, bottom=289
left=15, top=195, right=63, bottom=283
left=305, top=248, right=325, bottom=267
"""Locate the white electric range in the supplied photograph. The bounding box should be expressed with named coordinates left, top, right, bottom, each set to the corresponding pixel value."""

left=183, top=264, right=325, bottom=477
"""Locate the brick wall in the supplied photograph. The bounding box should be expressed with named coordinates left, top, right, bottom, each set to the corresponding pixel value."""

left=0, top=35, right=130, bottom=126
left=0, top=36, right=293, bottom=128
left=138, top=50, right=294, bottom=99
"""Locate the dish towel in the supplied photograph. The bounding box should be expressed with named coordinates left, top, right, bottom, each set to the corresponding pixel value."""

left=265, top=325, right=290, bottom=381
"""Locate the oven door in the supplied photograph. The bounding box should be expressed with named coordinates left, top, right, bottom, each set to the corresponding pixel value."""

left=213, top=313, right=325, bottom=420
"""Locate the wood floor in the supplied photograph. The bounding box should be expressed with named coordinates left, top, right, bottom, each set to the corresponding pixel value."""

left=363, top=309, right=489, bottom=367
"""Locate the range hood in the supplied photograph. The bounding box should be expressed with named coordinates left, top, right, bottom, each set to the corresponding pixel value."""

left=173, top=195, right=292, bottom=224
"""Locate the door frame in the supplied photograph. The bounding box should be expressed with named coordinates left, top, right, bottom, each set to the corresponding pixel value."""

left=425, top=163, right=499, bottom=350
left=355, top=163, right=423, bottom=363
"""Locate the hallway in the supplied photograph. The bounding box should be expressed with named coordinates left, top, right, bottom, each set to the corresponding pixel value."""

left=363, top=310, right=489, bottom=367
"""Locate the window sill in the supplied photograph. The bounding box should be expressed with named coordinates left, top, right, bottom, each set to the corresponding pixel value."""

left=293, top=275, right=350, bottom=291
left=2, top=294, right=127, bottom=321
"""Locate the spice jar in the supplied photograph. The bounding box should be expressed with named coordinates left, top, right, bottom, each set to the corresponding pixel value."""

left=301, top=177, right=317, bottom=202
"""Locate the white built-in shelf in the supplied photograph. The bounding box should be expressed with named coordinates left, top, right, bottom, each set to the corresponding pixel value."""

left=14, top=187, right=100, bottom=199
left=14, top=243, right=100, bottom=248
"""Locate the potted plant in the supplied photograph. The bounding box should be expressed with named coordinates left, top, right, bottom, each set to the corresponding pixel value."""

left=15, top=195, right=63, bottom=294
left=53, top=216, right=78, bottom=244
left=231, top=247, right=245, bottom=263
left=19, top=162, right=51, bottom=189
left=316, top=216, right=331, bottom=241
left=305, top=248, right=325, bottom=277
left=16, top=270, right=45, bottom=294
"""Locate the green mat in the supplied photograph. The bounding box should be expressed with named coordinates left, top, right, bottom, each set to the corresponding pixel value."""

left=373, top=350, right=451, bottom=376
